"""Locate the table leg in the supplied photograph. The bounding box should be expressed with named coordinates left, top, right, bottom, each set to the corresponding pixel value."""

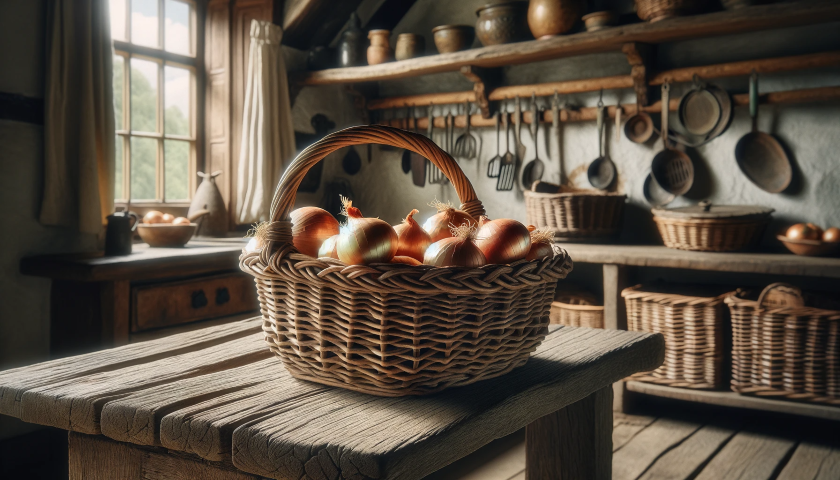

left=526, top=386, right=613, bottom=480
left=603, top=264, right=634, bottom=413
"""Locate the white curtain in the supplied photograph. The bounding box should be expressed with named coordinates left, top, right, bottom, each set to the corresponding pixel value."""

left=236, top=20, right=296, bottom=224
left=41, top=0, right=115, bottom=235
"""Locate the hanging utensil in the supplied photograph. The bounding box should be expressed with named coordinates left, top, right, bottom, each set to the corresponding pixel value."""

left=735, top=71, right=792, bottom=193
left=551, top=92, right=564, bottom=185
left=453, top=101, right=477, bottom=159
left=587, top=95, right=616, bottom=190
left=410, top=106, right=426, bottom=187
left=624, top=96, right=654, bottom=144
left=520, top=93, right=545, bottom=190
left=381, top=107, right=399, bottom=150
left=426, top=104, right=441, bottom=184
left=651, top=83, right=694, bottom=196
left=678, top=74, right=722, bottom=137
left=513, top=95, right=525, bottom=190
left=497, top=107, right=516, bottom=191
left=446, top=108, right=455, bottom=157
left=487, top=111, right=502, bottom=178
left=615, top=101, right=622, bottom=141
left=643, top=172, right=675, bottom=207
left=342, top=147, right=362, bottom=175
left=401, top=105, right=412, bottom=174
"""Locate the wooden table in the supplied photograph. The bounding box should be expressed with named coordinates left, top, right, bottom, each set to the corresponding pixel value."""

left=0, top=317, right=663, bottom=479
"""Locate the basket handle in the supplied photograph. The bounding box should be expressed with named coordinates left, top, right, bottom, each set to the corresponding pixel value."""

left=261, top=125, right=486, bottom=255
left=756, top=282, right=804, bottom=309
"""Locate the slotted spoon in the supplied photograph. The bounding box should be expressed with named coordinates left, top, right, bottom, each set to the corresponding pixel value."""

left=453, top=101, right=477, bottom=159
left=487, top=112, right=501, bottom=178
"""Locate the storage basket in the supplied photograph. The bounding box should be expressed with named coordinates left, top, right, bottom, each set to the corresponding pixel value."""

left=726, top=283, right=840, bottom=405
left=524, top=183, right=625, bottom=242
left=652, top=202, right=773, bottom=252
left=635, top=0, right=695, bottom=22
left=623, top=284, right=733, bottom=389
left=240, top=125, right=573, bottom=397
left=550, top=289, right=604, bottom=328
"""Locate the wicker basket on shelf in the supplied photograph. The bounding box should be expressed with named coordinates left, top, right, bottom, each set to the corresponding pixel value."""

left=524, top=182, right=626, bottom=242
left=550, top=289, right=604, bottom=328
left=652, top=202, right=773, bottom=252
left=726, top=283, right=840, bottom=405
left=240, top=125, right=573, bottom=397
left=635, top=0, right=695, bottom=22
left=623, top=284, right=733, bottom=389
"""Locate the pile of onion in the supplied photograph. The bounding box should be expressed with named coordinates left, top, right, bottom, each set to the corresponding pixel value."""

left=424, top=224, right=486, bottom=267
left=290, top=207, right=340, bottom=257
left=143, top=210, right=189, bottom=225
left=393, top=209, right=432, bottom=262
left=337, top=196, right=398, bottom=265
left=318, top=234, right=340, bottom=259
left=474, top=217, right=531, bottom=264
left=525, top=225, right=555, bottom=261
left=392, top=256, right=422, bottom=265
left=423, top=199, right=475, bottom=242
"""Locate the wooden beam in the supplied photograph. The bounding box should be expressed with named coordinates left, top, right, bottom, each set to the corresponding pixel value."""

left=291, top=1, right=840, bottom=85
left=622, top=43, right=653, bottom=106
left=282, top=0, right=364, bottom=49
left=459, top=66, right=501, bottom=118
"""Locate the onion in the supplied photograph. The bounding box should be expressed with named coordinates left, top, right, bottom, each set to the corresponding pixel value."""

left=422, top=199, right=476, bottom=242
left=291, top=206, right=340, bottom=257
left=336, top=197, right=398, bottom=265
left=525, top=225, right=555, bottom=261
left=143, top=210, right=165, bottom=224
left=244, top=237, right=262, bottom=254
left=172, top=217, right=190, bottom=225
left=786, top=223, right=822, bottom=241
left=424, top=224, right=486, bottom=267
left=161, top=213, right=175, bottom=223
left=393, top=209, right=432, bottom=262
left=822, top=227, right=840, bottom=243
left=318, top=234, right=340, bottom=259
left=475, top=217, right=531, bottom=264
left=392, top=255, right=422, bottom=266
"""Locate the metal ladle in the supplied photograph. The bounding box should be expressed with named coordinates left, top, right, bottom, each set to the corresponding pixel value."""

left=587, top=95, right=616, bottom=190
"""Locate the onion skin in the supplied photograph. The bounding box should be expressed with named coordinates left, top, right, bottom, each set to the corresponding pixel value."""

left=143, top=210, right=165, bottom=224
left=526, top=242, right=554, bottom=261
left=423, top=205, right=475, bottom=242
left=172, top=217, right=190, bottom=225
left=318, top=234, right=340, bottom=258
left=394, top=209, right=432, bottom=262
left=786, top=223, right=822, bottom=241
left=161, top=213, right=175, bottom=223
left=475, top=219, right=531, bottom=264
left=392, top=255, right=422, bottom=265
left=424, top=236, right=486, bottom=267
left=822, top=227, right=840, bottom=243
left=291, top=207, right=340, bottom=257
left=244, top=237, right=262, bottom=254
left=337, top=201, right=398, bottom=265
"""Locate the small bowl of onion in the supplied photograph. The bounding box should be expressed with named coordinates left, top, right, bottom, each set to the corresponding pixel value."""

left=136, top=209, right=209, bottom=247
left=777, top=235, right=840, bottom=257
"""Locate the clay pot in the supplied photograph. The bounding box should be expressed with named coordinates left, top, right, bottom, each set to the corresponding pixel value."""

left=635, top=0, right=695, bottom=22
left=367, top=29, right=392, bottom=65
left=527, top=0, right=584, bottom=39
left=338, top=12, right=366, bottom=67
left=475, top=1, right=531, bottom=47
left=395, top=33, right=425, bottom=61
left=432, top=25, right=475, bottom=53
left=582, top=11, right=615, bottom=31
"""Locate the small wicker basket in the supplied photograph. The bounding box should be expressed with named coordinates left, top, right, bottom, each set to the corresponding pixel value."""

left=726, top=284, right=840, bottom=405
left=652, top=202, right=773, bottom=252
left=550, top=289, right=604, bottom=328
left=524, top=182, right=626, bottom=242
left=240, top=125, right=573, bottom=397
left=623, top=284, right=733, bottom=389
left=635, top=0, right=696, bottom=22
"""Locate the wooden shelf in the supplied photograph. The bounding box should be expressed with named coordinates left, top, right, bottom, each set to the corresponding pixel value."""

left=291, top=1, right=840, bottom=86
left=559, top=244, right=840, bottom=278
left=626, top=381, right=840, bottom=421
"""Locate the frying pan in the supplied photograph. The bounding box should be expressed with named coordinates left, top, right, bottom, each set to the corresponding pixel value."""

left=651, top=83, right=694, bottom=196
left=669, top=82, right=733, bottom=148
left=624, top=97, right=654, bottom=144
left=734, top=72, right=792, bottom=193
left=678, top=75, right=721, bottom=137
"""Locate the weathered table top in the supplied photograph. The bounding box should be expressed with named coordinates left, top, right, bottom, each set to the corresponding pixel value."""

left=0, top=317, right=663, bottom=480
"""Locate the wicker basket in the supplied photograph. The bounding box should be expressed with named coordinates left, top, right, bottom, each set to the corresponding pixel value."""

left=635, top=0, right=695, bottom=22
left=726, top=284, right=840, bottom=405
left=652, top=202, right=773, bottom=252
left=240, top=125, right=573, bottom=397
left=550, top=289, right=604, bottom=328
left=524, top=183, right=625, bottom=242
left=623, top=284, right=733, bottom=389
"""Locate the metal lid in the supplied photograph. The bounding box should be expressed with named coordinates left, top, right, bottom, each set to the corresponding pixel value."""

left=652, top=201, right=774, bottom=220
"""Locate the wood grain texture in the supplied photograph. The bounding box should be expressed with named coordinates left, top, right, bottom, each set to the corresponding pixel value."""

left=638, top=424, right=738, bottom=480
left=612, top=418, right=702, bottom=480
left=612, top=413, right=656, bottom=452
left=777, top=443, right=840, bottom=480
left=694, top=430, right=797, bottom=480
left=526, top=386, right=612, bottom=480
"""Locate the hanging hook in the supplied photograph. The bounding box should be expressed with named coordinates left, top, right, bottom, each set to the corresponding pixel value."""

left=598, top=88, right=604, bottom=108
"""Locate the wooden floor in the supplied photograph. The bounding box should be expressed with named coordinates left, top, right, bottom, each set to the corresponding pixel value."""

left=429, top=403, right=840, bottom=480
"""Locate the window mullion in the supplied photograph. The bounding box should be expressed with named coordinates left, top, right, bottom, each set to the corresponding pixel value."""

left=157, top=58, right=165, bottom=202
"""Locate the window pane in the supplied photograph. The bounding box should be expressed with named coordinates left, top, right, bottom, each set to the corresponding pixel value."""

left=165, top=0, right=191, bottom=55
left=131, top=58, right=158, bottom=132
left=115, top=135, right=124, bottom=200
left=165, top=66, right=190, bottom=136
left=131, top=0, right=159, bottom=47
left=109, top=0, right=126, bottom=41
left=131, top=137, right=157, bottom=200
left=113, top=55, right=124, bottom=130
left=164, top=140, right=190, bottom=200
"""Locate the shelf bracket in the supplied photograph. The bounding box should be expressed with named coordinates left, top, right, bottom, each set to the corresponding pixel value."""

left=622, top=43, right=654, bottom=106
left=345, top=83, right=378, bottom=124
left=460, top=66, right=501, bottom=118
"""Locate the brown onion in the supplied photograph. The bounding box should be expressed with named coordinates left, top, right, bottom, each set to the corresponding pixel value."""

left=392, top=255, right=422, bottom=266
left=424, top=224, right=486, bottom=267
left=244, top=237, right=262, bottom=254
left=422, top=199, right=476, bottom=242
left=822, top=227, right=840, bottom=243
left=475, top=218, right=531, bottom=264
left=525, top=225, right=555, bottom=261
left=143, top=210, right=165, bottom=224
left=172, top=216, right=190, bottom=225
left=318, top=234, right=340, bottom=258
left=161, top=213, right=175, bottom=223
left=291, top=206, right=340, bottom=257
left=786, top=222, right=822, bottom=241
left=393, top=209, right=432, bottom=262
left=336, top=197, right=398, bottom=265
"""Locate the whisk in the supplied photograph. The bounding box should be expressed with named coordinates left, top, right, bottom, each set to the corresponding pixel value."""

left=453, top=101, right=477, bottom=159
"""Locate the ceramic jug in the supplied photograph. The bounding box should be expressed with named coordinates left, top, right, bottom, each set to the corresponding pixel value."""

left=189, top=171, right=227, bottom=236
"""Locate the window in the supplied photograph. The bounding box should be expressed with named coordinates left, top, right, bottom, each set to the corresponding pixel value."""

left=110, top=0, right=200, bottom=204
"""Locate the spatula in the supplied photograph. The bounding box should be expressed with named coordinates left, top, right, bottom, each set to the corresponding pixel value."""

left=487, top=112, right=501, bottom=178
left=497, top=109, right=516, bottom=191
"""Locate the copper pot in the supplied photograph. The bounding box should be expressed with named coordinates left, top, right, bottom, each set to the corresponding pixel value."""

left=395, top=33, right=425, bottom=61
left=432, top=25, right=475, bottom=53
left=367, top=29, right=392, bottom=65
left=475, top=1, right=530, bottom=46
left=527, top=0, right=583, bottom=39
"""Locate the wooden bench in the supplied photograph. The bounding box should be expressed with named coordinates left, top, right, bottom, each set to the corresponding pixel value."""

left=0, top=317, right=663, bottom=479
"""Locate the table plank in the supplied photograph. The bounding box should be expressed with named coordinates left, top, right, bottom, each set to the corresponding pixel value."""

left=230, top=327, right=664, bottom=480
left=694, top=430, right=797, bottom=480
left=638, top=423, right=739, bottom=480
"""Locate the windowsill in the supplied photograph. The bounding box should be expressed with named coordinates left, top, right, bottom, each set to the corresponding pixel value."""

left=116, top=202, right=191, bottom=217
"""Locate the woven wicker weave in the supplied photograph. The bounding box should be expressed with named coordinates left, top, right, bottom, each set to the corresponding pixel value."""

left=550, top=290, right=604, bottom=328
left=635, top=0, right=695, bottom=22
left=623, top=285, right=732, bottom=389
left=726, top=283, right=840, bottom=405
left=653, top=217, right=769, bottom=252
left=524, top=185, right=625, bottom=241
left=240, top=125, right=573, bottom=397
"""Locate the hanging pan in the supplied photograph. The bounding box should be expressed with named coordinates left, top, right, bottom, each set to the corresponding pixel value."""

left=624, top=97, right=654, bottom=144
left=587, top=97, right=616, bottom=190
left=651, top=83, right=694, bottom=196
left=734, top=71, right=792, bottom=193
left=678, top=75, right=722, bottom=137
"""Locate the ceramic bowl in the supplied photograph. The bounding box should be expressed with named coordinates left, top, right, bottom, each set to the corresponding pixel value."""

left=432, top=25, right=474, bottom=53
left=777, top=235, right=840, bottom=257
left=582, top=11, right=616, bottom=31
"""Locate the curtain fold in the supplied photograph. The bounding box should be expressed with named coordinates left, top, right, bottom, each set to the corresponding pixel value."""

left=236, top=20, right=297, bottom=224
left=41, top=0, right=115, bottom=235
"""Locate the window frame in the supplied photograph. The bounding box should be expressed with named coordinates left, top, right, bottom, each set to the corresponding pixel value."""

left=112, top=0, right=204, bottom=208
